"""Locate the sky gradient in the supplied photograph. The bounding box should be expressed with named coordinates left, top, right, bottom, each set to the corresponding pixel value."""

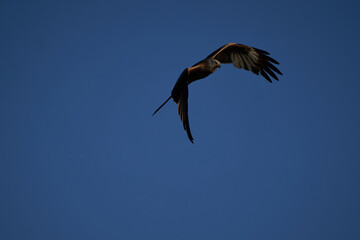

left=1, top=0, right=360, bottom=239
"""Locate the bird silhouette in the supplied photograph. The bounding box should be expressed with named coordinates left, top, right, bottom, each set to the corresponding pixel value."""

left=153, top=43, right=282, bottom=143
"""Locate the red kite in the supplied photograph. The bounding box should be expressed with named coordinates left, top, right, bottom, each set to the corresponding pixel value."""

left=153, top=43, right=282, bottom=143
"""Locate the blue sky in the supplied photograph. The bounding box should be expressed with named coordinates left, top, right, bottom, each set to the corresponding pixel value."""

left=1, top=0, right=360, bottom=239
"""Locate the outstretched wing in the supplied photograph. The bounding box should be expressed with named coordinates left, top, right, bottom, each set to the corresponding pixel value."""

left=171, top=68, right=194, bottom=143
left=206, top=43, right=282, bottom=83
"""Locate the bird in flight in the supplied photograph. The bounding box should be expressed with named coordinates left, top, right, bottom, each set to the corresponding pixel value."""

left=152, top=43, right=282, bottom=143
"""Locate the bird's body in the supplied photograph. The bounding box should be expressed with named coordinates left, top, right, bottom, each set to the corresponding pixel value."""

left=187, top=59, right=221, bottom=84
left=153, top=43, right=282, bottom=143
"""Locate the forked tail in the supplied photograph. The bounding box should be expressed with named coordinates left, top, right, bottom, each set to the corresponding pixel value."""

left=152, top=96, right=172, bottom=116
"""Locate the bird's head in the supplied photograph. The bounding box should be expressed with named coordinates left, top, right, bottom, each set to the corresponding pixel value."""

left=209, top=59, right=221, bottom=72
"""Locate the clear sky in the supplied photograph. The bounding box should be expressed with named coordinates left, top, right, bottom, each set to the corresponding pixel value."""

left=1, top=0, right=360, bottom=239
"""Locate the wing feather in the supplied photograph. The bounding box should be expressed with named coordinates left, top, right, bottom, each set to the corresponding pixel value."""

left=231, top=52, right=243, bottom=69
left=171, top=68, right=194, bottom=143
left=242, top=54, right=252, bottom=71
left=260, top=69, right=272, bottom=83
left=207, top=43, right=282, bottom=82
left=263, top=66, right=278, bottom=80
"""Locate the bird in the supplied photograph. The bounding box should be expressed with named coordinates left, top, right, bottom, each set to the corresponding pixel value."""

left=152, top=43, right=282, bottom=143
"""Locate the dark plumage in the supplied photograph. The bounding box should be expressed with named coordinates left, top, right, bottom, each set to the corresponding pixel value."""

left=153, top=43, right=282, bottom=143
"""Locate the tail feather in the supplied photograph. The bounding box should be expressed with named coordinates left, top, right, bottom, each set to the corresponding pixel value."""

left=152, top=96, right=172, bottom=116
